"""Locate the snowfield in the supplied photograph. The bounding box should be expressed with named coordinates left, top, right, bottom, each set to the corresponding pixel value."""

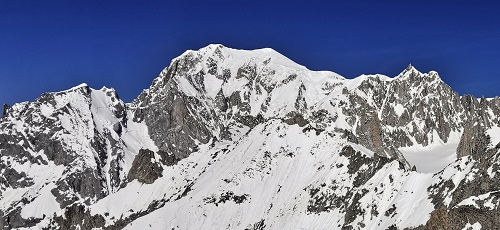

left=1, top=44, right=500, bottom=229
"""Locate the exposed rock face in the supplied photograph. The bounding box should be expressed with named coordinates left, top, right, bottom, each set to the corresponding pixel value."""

left=1, top=45, right=500, bottom=229
left=306, top=145, right=397, bottom=228
left=342, top=67, right=465, bottom=159
left=1, top=104, right=9, bottom=118
left=0, top=84, right=139, bottom=228
left=51, top=204, right=106, bottom=230
left=0, top=167, right=34, bottom=190
left=130, top=60, right=215, bottom=162
left=52, top=167, right=108, bottom=207
left=425, top=204, right=500, bottom=230
left=283, top=111, right=308, bottom=127
left=457, top=121, right=490, bottom=157
left=127, top=149, right=163, bottom=184
left=456, top=95, right=500, bottom=158
left=425, top=208, right=450, bottom=230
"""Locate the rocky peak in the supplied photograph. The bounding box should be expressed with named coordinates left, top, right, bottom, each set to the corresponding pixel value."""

left=1, top=104, right=9, bottom=118
left=339, top=65, right=465, bottom=162
left=395, top=64, right=442, bottom=84
left=2, top=45, right=500, bottom=230
left=397, top=63, right=421, bottom=78
left=177, top=44, right=308, bottom=71
left=135, top=46, right=484, bottom=163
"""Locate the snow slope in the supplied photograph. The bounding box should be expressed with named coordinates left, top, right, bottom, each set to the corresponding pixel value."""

left=2, top=44, right=500, bottom=230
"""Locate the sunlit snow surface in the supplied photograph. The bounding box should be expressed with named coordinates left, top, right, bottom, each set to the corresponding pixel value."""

left=399, top=131, right=462, bottom=174
left=487, top=126, right=500, bottom=148
left=3, top=44, right=500, bottom=229
left=462, top=222, right=482, bottom=230
left=400, top=142, right=458, bottom=173
left=117, top=121, right=437, bottom=230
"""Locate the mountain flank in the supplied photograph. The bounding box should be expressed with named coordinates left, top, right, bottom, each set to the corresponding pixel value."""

left=1, top=44, right=500, bottom=230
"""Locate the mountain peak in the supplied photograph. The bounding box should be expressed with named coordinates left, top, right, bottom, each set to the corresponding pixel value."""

left=402, top=63, right=421, bottom=75
left=3, top=45, right=500, bottom=230
left=398, top=64, right=442, bottom=80
left=175, top=44, right=308, bottom=71
left=52, top=82, right=91, bottom=95
left=406, top=63, right=415, bottom=71
left=395, top=64, right=444, bottom=83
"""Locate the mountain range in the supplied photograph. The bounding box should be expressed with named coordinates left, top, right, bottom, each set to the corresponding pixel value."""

left=1, top=44, right=500, bottom=230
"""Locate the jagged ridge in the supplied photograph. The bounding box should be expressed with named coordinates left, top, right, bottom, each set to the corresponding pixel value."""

left=1, top=44, right=500, bottom=230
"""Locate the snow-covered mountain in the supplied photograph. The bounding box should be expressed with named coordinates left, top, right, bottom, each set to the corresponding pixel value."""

left=1, top=44, right=500, bottom=230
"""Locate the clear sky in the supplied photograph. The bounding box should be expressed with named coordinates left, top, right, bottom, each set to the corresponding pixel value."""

left=1, top=0, right=499, bottom=105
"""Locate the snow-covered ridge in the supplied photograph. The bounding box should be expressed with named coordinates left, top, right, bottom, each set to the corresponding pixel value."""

left=2, top=44, right=500, bottom=230
left=150, top=44, right=446, bottom=120
left=170, top=44, right=442, bottom=84
left=146, top=45, right=467, bottom=165
left=174, top=44, right=309, bottom=71
left=166, top=44, right=446, bottom=98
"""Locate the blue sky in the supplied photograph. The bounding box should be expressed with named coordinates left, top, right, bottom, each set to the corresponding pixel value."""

left=1, top=0, right=499, bottom=105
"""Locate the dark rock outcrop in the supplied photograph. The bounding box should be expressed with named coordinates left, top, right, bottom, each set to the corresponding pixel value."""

left=131, top=60, right=215, bottom=164
left=283, top=112, right=308, bottom=127
left=424, top=205, right=500, bottom=230
left=425, top=208, right=450, bottom=230
left=127, top=149, right=163, bottom=184
left=306, top=145, right=399, bottom=229
left=51, top=168, right=107, bottom=207
left=457, top=121, right=490, bottom=157
left=50, top=204, right=106, bottom=230
left=2, top=104, right=9, bottom=118
left=2, top=45, right=500, bottom=229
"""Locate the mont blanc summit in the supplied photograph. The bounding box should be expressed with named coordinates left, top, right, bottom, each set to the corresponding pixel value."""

left=1, top=44, right=500, bottom=230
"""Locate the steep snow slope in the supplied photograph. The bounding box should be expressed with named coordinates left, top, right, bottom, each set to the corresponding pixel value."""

left=1, top=44, right=500, bottom=230
left=120, top=121, right=437, bottom=230
left=0, top=84, right=157, bottom=228
left=400, top=142, right=458, bottom=173
left=399, top=131, right=462, bottom=173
